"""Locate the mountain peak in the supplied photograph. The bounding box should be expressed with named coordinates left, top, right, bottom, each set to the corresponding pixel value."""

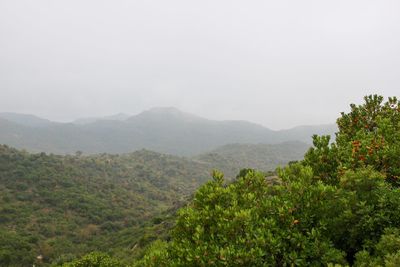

left=145, top=107, right=186, bottom=115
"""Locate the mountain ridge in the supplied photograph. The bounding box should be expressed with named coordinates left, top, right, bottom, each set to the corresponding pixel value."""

left=72, top=113, right=131, bottom=125
left=0, top=108, right=336, bottom=156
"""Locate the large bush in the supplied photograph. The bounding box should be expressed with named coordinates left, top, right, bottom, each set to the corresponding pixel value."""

left=138, top=165, right=400, bottom=266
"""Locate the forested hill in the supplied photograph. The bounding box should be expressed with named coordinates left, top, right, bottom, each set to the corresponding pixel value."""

left=0, top=145, right=210, bottom=265
left=0, top=141, right=306, bottom=266
left=0, top=108, right=335, bottom=156
left=195, top=141, right=309, bottom=177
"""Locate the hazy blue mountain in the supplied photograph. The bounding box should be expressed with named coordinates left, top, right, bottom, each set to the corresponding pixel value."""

left=73, top=113, right=131, bottom=125
left=0, top=108, right=336, bottom=156
left=0, top=112, right=52, bottom=127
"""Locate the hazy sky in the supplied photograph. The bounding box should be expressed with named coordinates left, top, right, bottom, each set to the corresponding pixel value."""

left=0, top=0, right=399, bottom=129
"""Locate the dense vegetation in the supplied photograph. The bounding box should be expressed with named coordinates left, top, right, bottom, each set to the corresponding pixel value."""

left=304, top=95, right=400, bottom=186
left=0, top=148, right=211, bottom=266
left=0, top=140, right=301, bottom=266
left=134, top=95, right=400, bottom=266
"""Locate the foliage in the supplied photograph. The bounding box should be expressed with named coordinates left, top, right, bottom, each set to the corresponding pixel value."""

left=0, top=142, right=298, bottom=266
left=60, top=252, right=124, bottom=267
left=304, top=95, right=400, bottom=185
left=133, top=240, right=169, bottom=267
left=0, top=229, right=36, bottom=266
left=354, top=229, right=400, bottom=267
left=0, top=146, right=209, bottom=266
left=139, top=164, right=400, bottom=266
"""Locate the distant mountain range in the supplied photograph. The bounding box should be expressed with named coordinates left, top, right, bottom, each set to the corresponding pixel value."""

left=0, top=112, right=53, bottom=127
left=72, top=113, right=131, bottom=125
left=0, top=108, right=336, bottom=156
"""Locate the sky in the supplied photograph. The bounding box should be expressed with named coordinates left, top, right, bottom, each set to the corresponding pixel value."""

left=0, top=0, right=399, bottom=130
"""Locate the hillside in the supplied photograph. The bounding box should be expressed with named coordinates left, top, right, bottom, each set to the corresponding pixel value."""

left=0, top=141, right=309, bottom=266
left=0, top=108, right=335, bottom=156
left=0, top=112, right=52, bottom=127
left=0, top=145, right=210, bottom=266
left=195, top=141, right=310, bottom=177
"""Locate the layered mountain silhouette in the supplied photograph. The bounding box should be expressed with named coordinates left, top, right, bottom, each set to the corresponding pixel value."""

left=0, top=112, right=53, bottom=127
left=0, top=108, right=336, bottom=156
left=72, top=113, right=131, bottom=125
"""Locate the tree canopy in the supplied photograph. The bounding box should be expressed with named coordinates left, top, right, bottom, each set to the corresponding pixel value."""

left=304, top=95, right=400, bottom=185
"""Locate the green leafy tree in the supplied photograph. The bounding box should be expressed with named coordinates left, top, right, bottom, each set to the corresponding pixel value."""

left=140, top=165, right=400, bottom=266
left=354, top=228, right=400, bottom=267
left=140, top=167, right=348, bottom=266
left=304, top=95, right=400, bottom=185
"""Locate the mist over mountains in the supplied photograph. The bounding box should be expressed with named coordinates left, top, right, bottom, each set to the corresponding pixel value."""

left=72, top=113, right=131, bottom=125
left=0, top=107, right=336, bottom=156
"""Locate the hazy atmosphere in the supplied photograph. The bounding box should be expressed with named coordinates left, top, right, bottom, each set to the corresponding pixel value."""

left=2, top=1, right=400, bottom=266
left=1, top=0, right=399, bottom=129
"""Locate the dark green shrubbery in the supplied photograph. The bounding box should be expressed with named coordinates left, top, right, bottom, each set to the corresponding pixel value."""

left=60, top=252, right=124, bottom=267
left=0, top=147, right=209, bottom=266
left=304, top=95, right=400, bottom=185
left=137, top=165, right=400, bottom=266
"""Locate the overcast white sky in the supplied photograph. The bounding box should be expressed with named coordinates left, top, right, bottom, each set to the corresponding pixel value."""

left=0, top=0, right=399, bottom=129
